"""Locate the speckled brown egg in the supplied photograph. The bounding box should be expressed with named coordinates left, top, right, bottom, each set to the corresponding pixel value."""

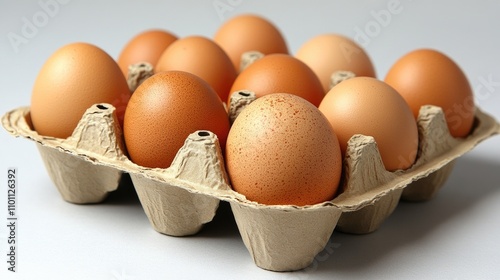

left=319, top=77, right=418, bottom=171
left=384, top=48, right=475, bottom=138
left=155, top=35, right=237, bottom=102
left=123, top=71, right=230, bottom=168
left=31, top=42, right=131, bottom=139
left=226, top=93, right=342, bottom=206
left=229, top=54, right=325, bottom=107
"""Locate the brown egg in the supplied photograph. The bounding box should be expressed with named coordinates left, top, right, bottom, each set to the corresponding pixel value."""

left=229, top=54, right=325, bottom=107
left=124, top=71, right=230, bottom=168
left=155, top=35, right=237, bottom=102
left=384, top=49, right=475, bottom=138
left=214, top=14, right=288, bottom=72
left=319, top=77, right=418, bottom=171
left=226, top=93, right=342, bottom=206
left=295, top=34, right=376, bottom=92
left=31, top=42, right=131, bottom=139
left=117, top=29, right=178, bottom=78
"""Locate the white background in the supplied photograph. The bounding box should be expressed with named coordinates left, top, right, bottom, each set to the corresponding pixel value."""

left=1, top=0, right=500, bottom=279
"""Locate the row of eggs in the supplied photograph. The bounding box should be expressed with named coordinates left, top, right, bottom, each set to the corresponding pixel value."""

left=29, top=14, right=474, bottom=206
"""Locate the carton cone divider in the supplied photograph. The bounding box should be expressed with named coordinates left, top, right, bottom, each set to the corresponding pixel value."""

left=130, top=130, right=229, bottom=236
left=37, top=103, right=125, bottom=204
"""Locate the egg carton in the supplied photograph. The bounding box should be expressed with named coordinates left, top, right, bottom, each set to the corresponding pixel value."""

left=2, top=96, right=499, bottom=272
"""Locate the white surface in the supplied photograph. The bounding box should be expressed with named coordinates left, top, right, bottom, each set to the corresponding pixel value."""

left=1, top=0, right=500, bottom=279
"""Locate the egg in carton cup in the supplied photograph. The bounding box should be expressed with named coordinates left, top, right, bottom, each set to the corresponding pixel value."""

left=2, top=86, right=500, bottom=271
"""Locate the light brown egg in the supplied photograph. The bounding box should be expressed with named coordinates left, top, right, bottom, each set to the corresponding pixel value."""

left=123, top=71, right=230, bottom=168
left=295, top=34, right=376, bottom=92
left=214, top=14, right=288, bottom=72
left=226, top=93, right=342, bottom=206
left=319, top=77, right=418, bottom=171
left=155, top=35, right=237, bottom=102
left=31, top=42, right=131, bottom=139
left=384, top=49, right=475, bottom=138
left=229, top=54, right=325, bottom=107
left=117, top=29, right=178, bottom=78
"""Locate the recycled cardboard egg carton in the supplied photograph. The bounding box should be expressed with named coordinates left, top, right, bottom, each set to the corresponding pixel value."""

left=2, top=95, right=499, bottom=272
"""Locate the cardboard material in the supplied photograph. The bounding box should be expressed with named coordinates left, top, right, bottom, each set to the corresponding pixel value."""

left=131, top=173, right=221, bottom=236
left=130, top=131, right=230, bottom=236
left=227, top=90, right=257, bottom=124
left=2, top=99, right=500, bottom=271
left=330, top=70, right=356, bottom=89
left=127, top=62, right=154, bottom=92
left=336, top=188, right=403, bottom=234
left=37, top=144, right=123, bottom=204
left=240, top=51, right=264, bottom=72
left=401, top=161, right=456, bottom=201
left=2, top=105, right=126, bottom=204
left=230, top=202, right=341, bottom=271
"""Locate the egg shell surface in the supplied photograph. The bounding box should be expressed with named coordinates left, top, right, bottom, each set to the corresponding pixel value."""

left=226, top=93, right=342, bottom=206
left=319, top=77, right=419, bottom=171
left=31, top=42, right=130, bottom=139
left=124, top=71, right=230, bottom=168
left=384, top=48, right=475, bottom=138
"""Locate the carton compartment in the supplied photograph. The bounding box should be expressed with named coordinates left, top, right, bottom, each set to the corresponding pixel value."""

left=336, top=188, right=403, bottom=234
left=2, top=100, right=500, bottom=272
left=131, top=173, right=221, bottom=236
left=129, top=131, right=230, bottom=236
left=37, top=144, right=123, bottom=204
left=401, top=160, right=456, bottom=201
left=230, top=202, right=341, bottom=271
left=330, top=105, right=466, bottom=234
